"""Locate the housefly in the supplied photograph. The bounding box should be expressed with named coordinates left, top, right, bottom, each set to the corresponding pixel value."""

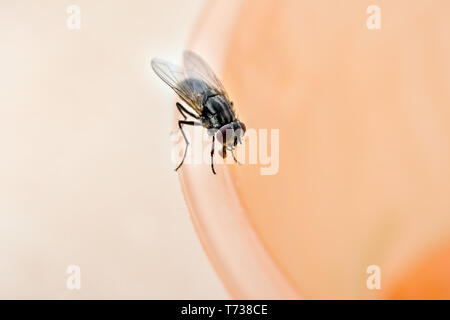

left=151, top=51, right=246, bottom=174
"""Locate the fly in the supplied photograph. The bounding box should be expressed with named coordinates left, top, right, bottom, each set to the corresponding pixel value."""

left=151, top=51, right=246, bottom=174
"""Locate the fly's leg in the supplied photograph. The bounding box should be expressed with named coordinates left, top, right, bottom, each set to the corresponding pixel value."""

left=210, top=135, right=216, bottom=174
left=231, top=136, right=242, bottom=165
left=176, top=120, right=201, bottom=171
left=222, top=145, right=227, bottom=159
left=176, top=102, right=199, bottom=119
left=174, top=102, right=201, bottom=171
left=231, top=148, right=242, bottom=165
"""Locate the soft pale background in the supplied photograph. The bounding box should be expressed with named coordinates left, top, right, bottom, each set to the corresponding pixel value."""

left=0, top=0, right=228, bottom=299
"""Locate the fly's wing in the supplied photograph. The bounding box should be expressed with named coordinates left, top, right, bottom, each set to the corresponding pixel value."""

left=183, top=51, right=230, bottom=101
left=151, top=58, right=203, bottom=115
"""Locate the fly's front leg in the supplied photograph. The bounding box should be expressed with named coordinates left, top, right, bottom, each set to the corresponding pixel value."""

left=222, top=144, right=227, bottom=159
left=176, top=102, right=199, bottom=119
left=176, top=120, right=201, bottom=171
left=210, top=135, right=216, bottom=174
left=231, top=149, right=242, bottom=165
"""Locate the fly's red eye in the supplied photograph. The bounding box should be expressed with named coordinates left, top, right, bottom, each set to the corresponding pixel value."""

left=239, top=122, right=246, bottom=134
left=217, top=124, right=234, bottom=144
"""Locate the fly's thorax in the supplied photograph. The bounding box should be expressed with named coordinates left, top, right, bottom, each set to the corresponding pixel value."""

left=202, top=94, right=235, bottom=129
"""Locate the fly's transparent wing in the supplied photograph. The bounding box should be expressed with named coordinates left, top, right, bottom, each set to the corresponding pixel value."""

left=183, top=51, right=230, bottom=100
left=151, top=58, right=203, bottom=115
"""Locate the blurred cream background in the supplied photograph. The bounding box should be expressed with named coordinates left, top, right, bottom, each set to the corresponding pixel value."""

left=0, top=0, right=228, bottom=298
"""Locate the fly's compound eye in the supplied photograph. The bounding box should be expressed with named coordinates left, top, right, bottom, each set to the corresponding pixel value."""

left=217, top=122, right=247, bottom=145
left=217, top=124, right=234, bottom=144
left=234, top=121, right=246, bottom=144
left=235, top=121, right=247, bottom=143
left=238, top=121, right=246, bottom=135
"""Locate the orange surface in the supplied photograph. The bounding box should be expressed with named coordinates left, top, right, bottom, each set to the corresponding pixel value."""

left=388, top=241, right=450, bottom=299
left=219, top=0, right=450, bottom=298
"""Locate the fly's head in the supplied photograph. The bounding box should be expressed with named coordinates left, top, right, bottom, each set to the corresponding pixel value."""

left=216, top=121, right=246, bottom=150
